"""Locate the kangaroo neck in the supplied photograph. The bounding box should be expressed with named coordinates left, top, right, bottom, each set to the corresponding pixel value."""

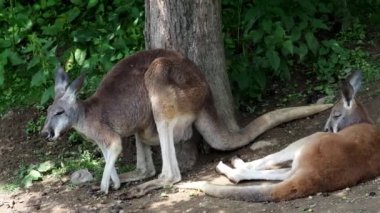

left=72, top=100, right=87, bottom=135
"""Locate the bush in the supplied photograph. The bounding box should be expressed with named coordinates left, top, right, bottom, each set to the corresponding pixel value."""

left=0, top=0, right=379, bottom=112
left=0, top=0, right=144, bottom=112
left=222, top=0, right=380, bottom=104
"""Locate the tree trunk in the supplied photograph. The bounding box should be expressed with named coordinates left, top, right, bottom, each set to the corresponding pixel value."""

left=144, top=0, right=238, bottom=131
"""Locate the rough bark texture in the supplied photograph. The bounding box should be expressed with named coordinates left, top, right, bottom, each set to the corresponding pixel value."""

left=144, top=0, right=238, bottom=131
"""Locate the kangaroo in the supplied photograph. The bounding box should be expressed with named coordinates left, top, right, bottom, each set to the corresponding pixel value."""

left=178, top=71, right=380, bottom=202
left=41, top=49, right=332, bottom=197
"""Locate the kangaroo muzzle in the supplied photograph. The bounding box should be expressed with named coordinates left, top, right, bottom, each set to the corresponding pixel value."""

left=40, top=128, right=55, bottom=140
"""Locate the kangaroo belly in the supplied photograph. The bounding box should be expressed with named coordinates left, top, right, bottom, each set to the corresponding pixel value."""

left=138, top=114, right=195, bottom=146
left=173, top=114, right=195, bottom=143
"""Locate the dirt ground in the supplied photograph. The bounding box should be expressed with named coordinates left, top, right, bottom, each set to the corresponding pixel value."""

left=1, top=82, right=380, bottom=213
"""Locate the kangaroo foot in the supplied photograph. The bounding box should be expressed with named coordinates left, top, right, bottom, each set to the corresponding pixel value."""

left=123, top=178, right=179, bottom=199
left=215, top=161, right=240, bottom=184
left=230, top=156, right=246, bottom=169
left=118, top=169, right=156, bottom=183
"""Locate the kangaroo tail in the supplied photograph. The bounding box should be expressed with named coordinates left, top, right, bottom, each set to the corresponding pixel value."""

left=178, top=181, right=274, bottom=202
left=195, top=104, right=333, bottom=150
left=178, top=177, right=310, bottom=202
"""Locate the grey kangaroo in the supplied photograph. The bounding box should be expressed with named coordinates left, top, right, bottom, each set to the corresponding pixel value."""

left=179, top=71, right=380, bottom=202
left=41, top=49, right=332, bottom=197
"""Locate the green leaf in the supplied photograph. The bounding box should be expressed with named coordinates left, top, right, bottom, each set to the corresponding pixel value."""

left=67, top=7, right=81, bottom=23
left=295, top=43, right=308, bottom=61
left=305, top=32, right=319, bottom=55
left=290, top=28, right=301, bottom=42
left=298, top=1, right=316, bottom=13
left=41, top=86, right=54, bottom=104
left=70, top=0, right=83, bottom=6
left=282, top=16, right=294, bottom=30
left=27, top=57, right=41, bottom=70
left=311, top=18, right=329, bottom=30
left=8, top=52, right=25, bottom=66
left=74, top=48, right=87, bottom=66
left=72, top=29, right=96, bottom=43
left=22, top=170, right=42, bottom=188
left=0, top=39, right=11, bottom=48
left=273, top=24, right=285, bottom=42
left=266, top=50, right=280, bottom=71
left=22, top=178, right=33, bottom=188
left=319, top=46, right=329, bottom=56
left=31, top=71, right=45, bottom=87
left=261, top=19, right=273, bottom=34
left=37, top=161, right=55, bottom=172
left=283, top=40, right=294, bottom=55
left=318, top=2, right=331, bottom=13
left=29, top=170, right=42, bottom=180
left=252, top=30, right=264, bottom=43
left=87, top=0, right=98, bottom=9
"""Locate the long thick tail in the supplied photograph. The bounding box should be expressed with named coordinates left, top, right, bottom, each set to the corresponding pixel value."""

left=195, top=104, right=333, bottom=150
left=178, top=176, right=310, bottom=202
left=178, top=181, right=274, bottom=202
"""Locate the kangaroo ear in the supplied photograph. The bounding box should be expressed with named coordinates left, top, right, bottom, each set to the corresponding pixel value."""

left=341, top=80, right=355, bottom=109
left=54, top=66, right=69, bottom=97
left=67, top=74, right=85, bottom=95
left=346, top=70, right=363, bottom=97
left=62, top=74, right=85, bottom=104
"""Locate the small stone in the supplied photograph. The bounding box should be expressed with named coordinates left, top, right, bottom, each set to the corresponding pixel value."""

left=70, top=169, right=94, bottom=185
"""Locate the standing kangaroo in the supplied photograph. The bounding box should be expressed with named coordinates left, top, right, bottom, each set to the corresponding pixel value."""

left=41, top=49, right=331, bottom=197
left=179, top=71, right=380, bottom=202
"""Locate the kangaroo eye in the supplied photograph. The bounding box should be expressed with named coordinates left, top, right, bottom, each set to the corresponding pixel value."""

left=333, top=112, right=341, bottom=118
left=55, top=111, right=65, bottom=116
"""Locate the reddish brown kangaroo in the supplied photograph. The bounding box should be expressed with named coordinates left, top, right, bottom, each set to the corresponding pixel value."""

left=41, top=49, right=331, bottom=197
left=179, top=71, right=380, bottom=202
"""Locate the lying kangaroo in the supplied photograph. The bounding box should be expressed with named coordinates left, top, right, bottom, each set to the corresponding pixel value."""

left=179, top=71, right=380, bottom=202
left=41, top=49, right=331, bottom=197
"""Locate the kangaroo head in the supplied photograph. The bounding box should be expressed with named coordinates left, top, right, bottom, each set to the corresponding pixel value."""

left=41, top=67, right=84, bottom=140
left=324, top=71, right=372, bottom=133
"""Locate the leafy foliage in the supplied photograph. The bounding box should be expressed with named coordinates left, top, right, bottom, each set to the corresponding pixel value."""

left=0, top=0, right=144, bottom=112
left=222, top=0, right=380, bottom=103
left=18, top=160, right=55, bottom=188
left=14, top=142, right=134, bottom=188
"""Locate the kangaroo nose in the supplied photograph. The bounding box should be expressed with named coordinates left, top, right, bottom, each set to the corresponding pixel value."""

left=40, top=131, right=49, bottom=139
left=40, top=129, right=54, bottom=139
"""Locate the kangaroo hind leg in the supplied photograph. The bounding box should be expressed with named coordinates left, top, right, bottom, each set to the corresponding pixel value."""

left=125, top=119, right=181, bottom=198
left=230, top=135, right=313, bottom=170
left=119, top=134, right=156, bottom=183
left=125, top=57, right=206, bottom=198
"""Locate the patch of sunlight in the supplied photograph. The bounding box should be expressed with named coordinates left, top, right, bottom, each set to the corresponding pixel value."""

left=149, top=191, right=194, bottom=209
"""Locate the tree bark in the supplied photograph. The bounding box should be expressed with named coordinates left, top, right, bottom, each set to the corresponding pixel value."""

left=144, top=0, right=238, bottom=131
